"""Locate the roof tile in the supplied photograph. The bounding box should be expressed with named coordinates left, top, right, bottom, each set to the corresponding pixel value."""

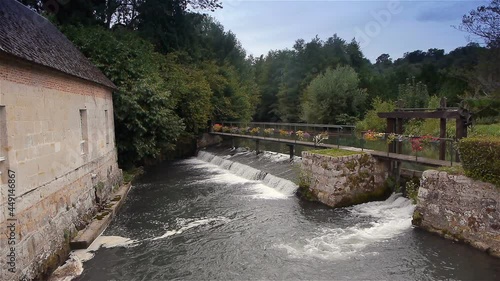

left=0, top=0, right=116, bottom=89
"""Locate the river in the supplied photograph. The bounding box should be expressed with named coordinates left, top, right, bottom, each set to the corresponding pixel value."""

left=59, top=148, right=499, bottom=280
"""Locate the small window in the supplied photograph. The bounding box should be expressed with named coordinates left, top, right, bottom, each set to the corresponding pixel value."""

left=105, top=110, right=109, bottom=145
left=80, top=109, right=88, bottom=155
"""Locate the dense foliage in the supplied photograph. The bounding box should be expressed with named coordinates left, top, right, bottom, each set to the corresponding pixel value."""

left=22, top=0, right=259, bottom=166
left=302, top=66, right=366, bottom=124
left=458, top=137, right=500, bottom=187
left=19, top=0, right=499, bottom=166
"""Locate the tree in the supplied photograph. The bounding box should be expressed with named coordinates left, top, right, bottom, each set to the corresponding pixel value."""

left=459, top=0, right=500, bottom=48
left=356, top=97, right=395, bottom=132
left=302, top=66, right=367, bottom=124
left=458, top=1, right=500, bottom=120
left=398, top=77, right=429, bottom=108
left=63, top=26, right=185, bottom=166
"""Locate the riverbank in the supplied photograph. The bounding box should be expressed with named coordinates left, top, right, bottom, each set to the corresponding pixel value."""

left=48, top=182, right=133, bottom=280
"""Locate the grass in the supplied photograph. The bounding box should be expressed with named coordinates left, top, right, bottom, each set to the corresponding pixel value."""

left=437, top=165, right=465, bottom=175
left=469, top=123, right=500, bottom=137
left=123, top=167, right=144, bottom=183
left=308, top=148, right=364, bottom=157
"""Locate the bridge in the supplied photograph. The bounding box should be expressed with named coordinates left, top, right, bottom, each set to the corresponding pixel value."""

left=210, top=121, right=460, bottom=168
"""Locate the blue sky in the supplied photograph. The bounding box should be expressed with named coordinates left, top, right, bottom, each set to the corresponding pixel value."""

left=208, top=0, right=488, bottom=62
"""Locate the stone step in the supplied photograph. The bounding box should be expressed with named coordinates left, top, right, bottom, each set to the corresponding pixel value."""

left=70, top=182, right=132, bottom=250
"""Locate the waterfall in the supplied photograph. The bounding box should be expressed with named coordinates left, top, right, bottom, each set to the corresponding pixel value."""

left=197, top=150, right=298, bottom=196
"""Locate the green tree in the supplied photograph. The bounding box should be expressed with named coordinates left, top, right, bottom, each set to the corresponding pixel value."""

left=398, top=78, right=429, bottom=108
left=302, top=66, right=367, bottom=124
left=63, top=26, right=185, bottom=166
left=356, top=97, right=395, bottom=132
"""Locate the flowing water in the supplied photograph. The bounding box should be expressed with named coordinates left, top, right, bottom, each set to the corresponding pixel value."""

left=55, top=148, right=500, bottom=281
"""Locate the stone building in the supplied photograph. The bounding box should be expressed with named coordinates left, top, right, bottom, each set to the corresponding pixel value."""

left=0, top=1, right=122, bottom=279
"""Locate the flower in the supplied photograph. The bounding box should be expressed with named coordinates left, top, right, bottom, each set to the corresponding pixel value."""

left=249, top=127, right=260, bottom=135
left=295, top=130, right=305, bottom=140
left=279, top=129, right=291, bottom=136
left=386, top=133, right=397, bottom=144
left=264, top=128, right=275, bottom=136
left=363, top=130, right=377, bottom=141
left=213, top=124, right=223, bottom=132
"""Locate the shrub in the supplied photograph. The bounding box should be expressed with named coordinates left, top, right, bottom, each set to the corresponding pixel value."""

left=458, top=136, right=500, bottom=187
left=213, top=124, right=222, bottom=132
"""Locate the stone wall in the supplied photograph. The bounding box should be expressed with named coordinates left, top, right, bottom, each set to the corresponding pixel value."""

left=197, top=133, right=222, bottom=149
left=0, top=58, right=122, bottom=279
left=413, top=170, right=500, bottom=257
left=301, top=151, right=390, bottom=208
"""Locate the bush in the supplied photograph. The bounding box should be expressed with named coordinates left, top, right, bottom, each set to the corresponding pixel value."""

left=458, top=136, right=500, bottom=187
left=356, top=97, right=395, bottom=132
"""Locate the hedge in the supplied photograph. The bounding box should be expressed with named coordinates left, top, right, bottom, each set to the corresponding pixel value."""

left=458, top=136, right=500, bottom=187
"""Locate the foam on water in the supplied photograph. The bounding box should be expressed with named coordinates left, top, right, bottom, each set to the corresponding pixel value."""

left=275, top=193, right=415, bottom=260
left=195, top=150, right=298, bottom=197
left=51, top=214, right=229, bottom=280
left=49, top=236, right=138, bottom=281
left=151, top=216, right=230, bottom=240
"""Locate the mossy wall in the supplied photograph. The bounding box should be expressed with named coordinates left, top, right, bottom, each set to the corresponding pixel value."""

left=413, top=170, right=500, bottom=258
left=300, top=151, right=391, bottom=208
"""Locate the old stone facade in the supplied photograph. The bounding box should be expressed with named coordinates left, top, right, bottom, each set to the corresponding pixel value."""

left=413, top=170, right=500, bottom=257
left=301, top=151, right=390, bottom=208
left=0, top=1, right=122, bottom=279
left=0, top=55, right=122, bottom=280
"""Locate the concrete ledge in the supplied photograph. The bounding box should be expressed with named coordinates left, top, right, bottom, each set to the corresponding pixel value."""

left=70, top=182, right=132, bottom=250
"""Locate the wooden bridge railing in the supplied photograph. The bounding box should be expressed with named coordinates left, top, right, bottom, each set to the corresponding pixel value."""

left=210, top=121, right=460, bottom=167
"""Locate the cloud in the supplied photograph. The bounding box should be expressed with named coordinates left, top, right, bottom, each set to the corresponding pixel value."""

left=415, top=1, right=485, bottom=23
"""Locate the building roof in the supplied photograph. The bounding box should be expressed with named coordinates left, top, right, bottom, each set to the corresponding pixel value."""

left=0, top=0, right=116, bottom=89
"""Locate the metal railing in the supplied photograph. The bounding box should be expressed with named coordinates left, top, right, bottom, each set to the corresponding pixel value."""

left=211, top=122, right=459, bottom=165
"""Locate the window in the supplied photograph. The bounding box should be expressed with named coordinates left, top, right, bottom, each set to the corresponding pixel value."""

left=105, top=109, right=109, bottom=145
left=79, top=109, right=88, bottom=155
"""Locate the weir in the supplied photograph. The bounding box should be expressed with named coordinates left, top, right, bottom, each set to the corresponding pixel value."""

left=197, top=150, right=298, bottom=196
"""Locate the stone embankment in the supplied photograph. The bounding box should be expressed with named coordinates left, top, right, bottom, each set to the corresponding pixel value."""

left=413, top=170, right=500, bottom=257
left=300, top=151, right=390, bottom=208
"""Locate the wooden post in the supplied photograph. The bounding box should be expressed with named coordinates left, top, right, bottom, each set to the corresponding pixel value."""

left=256, top=139, right=260, bottom=155
left=287, top=144, right=295, bottom=159
left=396, top=118, right=403, bottom=154
left=387, top=118, right=396, bottom=153
left=439, top=118, right=446, bottom=160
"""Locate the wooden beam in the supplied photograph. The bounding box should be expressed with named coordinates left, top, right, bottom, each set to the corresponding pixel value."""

left=378, top=111, right=462, bottom=119
left=439, top=118, right=446, bottom=160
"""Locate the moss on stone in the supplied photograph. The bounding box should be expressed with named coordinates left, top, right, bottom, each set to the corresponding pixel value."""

left=412, top=210, right=423, bottom=226
left=437, top=165, right=465, bottom=175
left=334, top=185, right=391, bottom=208
left=358, top=153, right=371, bottom=167
left=296, top=184, right=318, bottom=201
left=321, top=162, right=330, bottom=170
left=95, top=182, right=105, bottom=192
left=345, top=160, right=357, bottom=172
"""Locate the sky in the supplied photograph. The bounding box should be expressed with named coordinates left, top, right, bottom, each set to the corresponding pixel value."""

left=208, top=0, right=488, bottom=62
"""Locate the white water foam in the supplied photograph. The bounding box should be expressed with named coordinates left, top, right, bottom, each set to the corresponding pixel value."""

left=196, top=151, right=298, bottom=197
left=49, top=236, right=137, bottom=281
left=51, top=214, right=229, bottom=280
left=151, top=216, right=230, bottom=240
left=276, top=193, right=415, bottom=260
